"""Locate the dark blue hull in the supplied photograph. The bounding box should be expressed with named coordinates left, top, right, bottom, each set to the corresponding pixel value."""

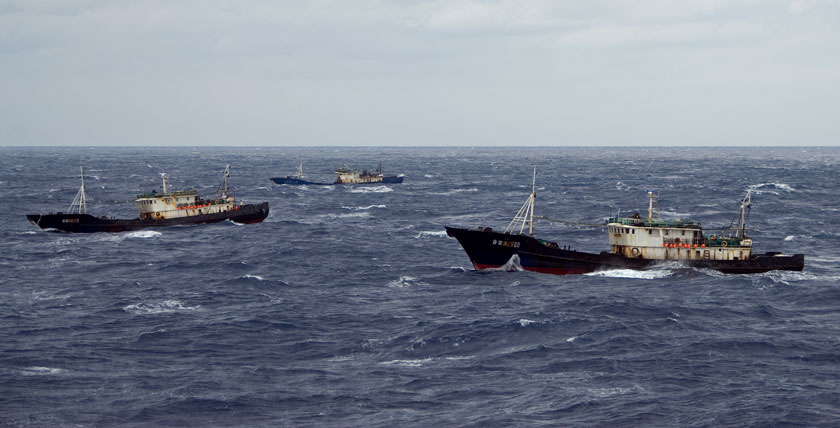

left=270, top=177, right=331, bottom=185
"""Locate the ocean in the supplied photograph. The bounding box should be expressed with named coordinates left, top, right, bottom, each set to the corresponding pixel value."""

left=1, top=146, right=838, bottom=427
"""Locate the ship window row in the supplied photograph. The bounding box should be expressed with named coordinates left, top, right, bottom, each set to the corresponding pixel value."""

left=610, top=227, right=636, bottom=234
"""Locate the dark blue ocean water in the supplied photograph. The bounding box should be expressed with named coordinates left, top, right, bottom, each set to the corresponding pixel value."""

left=1, top=147, right=839, bottom=427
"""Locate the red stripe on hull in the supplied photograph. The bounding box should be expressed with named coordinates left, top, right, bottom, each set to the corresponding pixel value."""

left=473, top=263, right=591, bottom=276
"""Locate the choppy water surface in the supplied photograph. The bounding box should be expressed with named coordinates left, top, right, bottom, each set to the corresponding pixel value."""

left=1, top=147, right=839, bottom=427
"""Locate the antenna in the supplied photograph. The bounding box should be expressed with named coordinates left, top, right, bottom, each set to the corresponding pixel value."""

left=505, top=165, right=537, bottom=235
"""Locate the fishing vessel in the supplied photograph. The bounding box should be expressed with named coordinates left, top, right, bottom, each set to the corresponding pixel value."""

left=27, top=165, right=269, bottom=233
left=446, top=168, right=804, bottom=275
left=269, top=162, right=321, bottom=185
left=271, top=163, right=403, bottom=185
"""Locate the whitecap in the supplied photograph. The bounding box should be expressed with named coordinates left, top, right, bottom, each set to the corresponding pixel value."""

left=488, top=254, right=523, bottom=272
left=327, top=356, right=356, bottom=362
left=123, top=300, right=200, bottom=314
left=387, top=276, right=428, bottom=288
left=21, top=366, right=66, bottom=376
left=341, top=204, right=386, bottom=211
left=125, top=230, right=162, bottom=239
left=784, top=235, right=795, bottom=241
left=586, top=386, right=639, bottom=398
left=748, top=182, right=796, bottom=195
left=414, top=230, right=447, bottom=239
left=380, top=358, right=433, bottom=367
left=349, top=186, right=392, bottom=193
left=424, top=174, right=434, bottom=178
left=519, top=319, right=536, bottom=327
left=585, top=268, right=672, bottom=279
left=566, top=336, right=577, bottom=343
left=241, top=274, right=265, bottom=281
left=443, top=356, right=475, bottom=361
left=429, top=188, right=478, bottom=196
left=319, top=212, right=371, bottom=220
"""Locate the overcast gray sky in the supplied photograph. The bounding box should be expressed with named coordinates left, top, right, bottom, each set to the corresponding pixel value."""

left=1, top=0, right=838, bottom=146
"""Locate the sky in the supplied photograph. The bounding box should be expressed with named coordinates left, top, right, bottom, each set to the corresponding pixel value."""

left=1, top=0, right=838, bottom=146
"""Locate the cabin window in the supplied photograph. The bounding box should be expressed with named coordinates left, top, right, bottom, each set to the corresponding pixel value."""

left=632, top=229, right=635, bottom=234
left=681, top=231, right=685, bottom=236
left=648, top=230, right=652, bottom=234
left=665, top=230, right=669, bottom=235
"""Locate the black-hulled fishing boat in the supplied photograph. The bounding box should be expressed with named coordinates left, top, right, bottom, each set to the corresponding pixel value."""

left=271, top=162, right=403, bottom=185
left=27, top=165, right=269, bottom=233
left=446, top=168, right=804, bottom=275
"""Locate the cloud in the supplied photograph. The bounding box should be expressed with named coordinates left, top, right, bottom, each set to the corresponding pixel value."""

left=1, top=0, right=839, bottom=146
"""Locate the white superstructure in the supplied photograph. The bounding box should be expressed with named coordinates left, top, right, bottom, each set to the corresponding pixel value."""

left=607, top=192, right=753, bottom=262
left=135, top=165, right=238, bottom=221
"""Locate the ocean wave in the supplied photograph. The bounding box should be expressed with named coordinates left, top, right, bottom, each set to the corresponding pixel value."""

left=341, top=204, right=386, bottom=211
left=123, top=300, right=200, bottom=314
left=125, top=230, right=162, bottom=239
left=20, top=366, right=66, bottom=376
left=761, top=270, right=840, bottom=285
left=387, top=276, right=427, bottom=288
left=519, top=319, right=537, bottom=327
left=429, top=188, right=479, bottom=196
left=584, top=268, right=673, bottom=279
left=348, top=186, right=392, bottom=193
left=380, top=358, right=433, bottom=367
left=240, top=274, right=265, bottom=281
left=487, top=254, right=523, bottom=272
left=319, top=212, right=371, bottom=220
left=414, top=230, right=447, bottom=239
left=748, top=182, right=796, bottom=195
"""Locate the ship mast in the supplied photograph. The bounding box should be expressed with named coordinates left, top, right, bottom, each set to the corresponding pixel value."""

left=647, top=191, right=658, bottom=221
left=736, top=190, right=752, bottom=238
left=297, top=162, right=304, bottom=179
left=68, top=165, right=87, bottom=214
left=505, top=165, right=536, bottom=235
left=221, top=164, right=231, bottom=198
left=160, top=173, right=169, bottom=194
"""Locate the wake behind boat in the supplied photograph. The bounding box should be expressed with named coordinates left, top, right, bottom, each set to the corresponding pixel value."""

left=446, top=168, right=804, bottom=275
left=271, top=162, right=403, bottom=185
left=27, top=165, right=269, bottom=233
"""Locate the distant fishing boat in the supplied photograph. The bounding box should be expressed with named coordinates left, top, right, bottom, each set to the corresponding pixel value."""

left=27, top=165, right=269, bottom=233
left=271, top=162, right=403, bottom=185
left=446, top=167, right=804, bottom=275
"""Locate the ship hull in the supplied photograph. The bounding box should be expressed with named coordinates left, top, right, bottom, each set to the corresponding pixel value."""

left=270, top=177, right=331, bottom=185
left=446, top=226, right=804, bottom=275
left=270, top=176, right=404, bottom=185
left=27, top=202, right=269, bottom=233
